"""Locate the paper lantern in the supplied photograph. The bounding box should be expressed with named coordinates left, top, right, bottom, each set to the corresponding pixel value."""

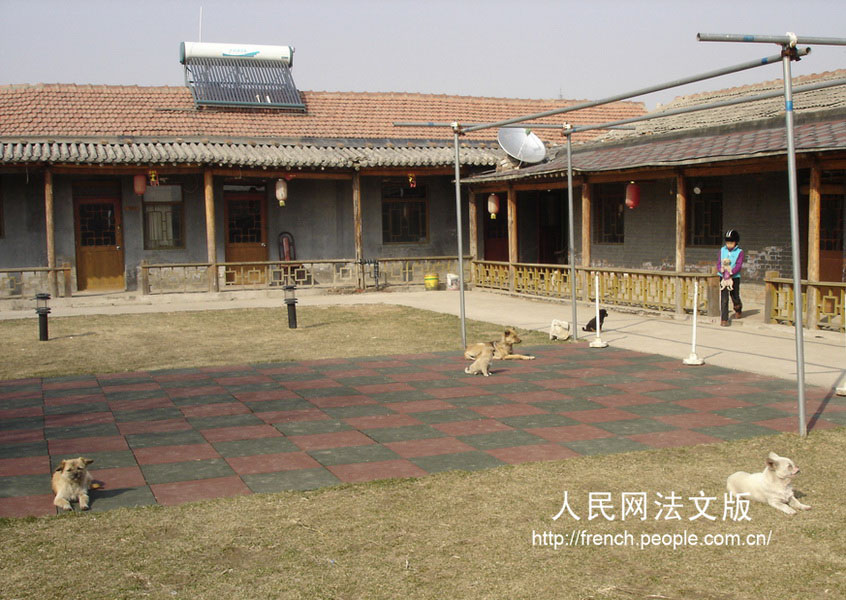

left=625, top=182, right=640, bottom=209
left=276, top=179, right=288, bottom=207
left=133, top=174, right=147, bottom=196
left=487, top=193, right=500, bottom=219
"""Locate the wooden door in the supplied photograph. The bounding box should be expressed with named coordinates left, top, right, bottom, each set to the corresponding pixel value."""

left=224, top=191, right=268, bottom=284
left=74, top=196, right=125, bottom=291
left=820, top=191, right=844, bottom=282
left=483, top=207, right=508, bottom=262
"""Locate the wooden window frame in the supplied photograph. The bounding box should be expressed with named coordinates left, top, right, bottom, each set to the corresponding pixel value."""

left=594, top=183, right=625, bottom=245
left=381, top=180, right=429, bottom=245
left=686, top=178, right=723, bottom=247
left=143, top=184, right=185, bottom=250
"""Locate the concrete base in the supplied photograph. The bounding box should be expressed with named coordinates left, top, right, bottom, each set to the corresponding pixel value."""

left=589, top=338, right=609, bottom=348
left=837, top=386, right=846, bottom=397
left=683, top=353, right=705, bottom=366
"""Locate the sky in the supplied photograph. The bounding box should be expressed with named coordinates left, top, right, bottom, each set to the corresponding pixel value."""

left=1, top=0, right=844, bottom=109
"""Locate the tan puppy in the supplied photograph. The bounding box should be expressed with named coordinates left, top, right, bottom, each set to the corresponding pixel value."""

left=464, top=327, right=535, bottom=361
left=464, top=346, right=494, bottom=376
left=52, top=457, right=97, bottom=511
left=726, top=452, right=810, bottom=515
left=720, top=258, right=734, bottom=291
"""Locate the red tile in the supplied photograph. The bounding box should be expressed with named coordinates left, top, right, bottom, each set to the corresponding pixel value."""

left=0, top=390, right=41, bottom=402
left=459, top=375, right=523, bottom=386
left=134, top=443, right=220, bottom=465
left=323, top=368, right=382, bottom=379
left=255, top=408, right=329, bottom=424
left=288, top=430, right=375, bottom=451
left=427, top=386, right=493, bottom=400
left=359, top=360, right=412, bottom=369
left=757, top=416, right=836, bottom=433
left=471, top=404, right=547, bottom=418
left=343, top=414, right=422, bottom=429
left=227, top=452, right=322, bottom=475
left=307, top=395, right=378, bottom=408
left=201, top=364, right=253, bottom=373
left=151, top=477, right=251, bottom=506
left=118, top=418, right=192, bottom=435
left=0, top=455, right=50, bottom=477
left=90, top=466, right=146, bottom=489
left=152, top=372, right=209, bottom=384
left=691, top=384, right=767, bottom=396
left=607, top=380, right=680, bottom=393
left=562, top=408, right=641, bottom=423
left=385, top=400, right=456, bottom=413
left=593, top=393, right=668, bottom=408
left=42, top=379, right=98, bottom=391
left=327, top=459, right=427, bottom=483
left=108, top=396, right=175, bottom=411
left=179, top=403, right=251, bottom=418
left=0, top=406, right=43, bottom=419
left=48, top=436, right=128, bottom=454
left=200, top=425, right=283, bottom=443
left=389, top=372, right=448, bottom=383
left=676, top=397, right=754, bottom=411
left=215, top=375, right=275, bottom=387
left=433, top=419, right=513, bottom=436
left=352, top=382, right=415, bottom=394
left=258, top=365, right=315, bottom=376
left=97, top=371, right=150, bottom=382
left=0, top=494, right=55, bottom=518
left=232, top=389, right=300, bottom=402
left=0, top=429, right=44, bottom=443
left=525, top=425, right=615, bottom=442
left=534, top=378, right=594, bottom=390
left=44, top=412, right=114, bottom=428
left=486, top=443, right=580, bottom=464
left=654, top=412, right=740, bottom=428
left=100, top=382, right=161, bottom=393
left=384, top=437, right=477, bottom=458
left=166, top=385, right=227, bottom=399
left=501, top=390, right=572, bottom=404
left=627, top=430, right=722, bottom=448
left=282, top=379, right=339, bottom=391
left=44, top=394, right=106, bottom=407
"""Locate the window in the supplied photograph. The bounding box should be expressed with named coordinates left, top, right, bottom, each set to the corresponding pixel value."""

left=143, top=185, right=184, bottom=249
left=594, top=183, right=625, bottom=244
left=687, top=178, right=723, bottom=246
left=382, top=181, right=428, bottom=244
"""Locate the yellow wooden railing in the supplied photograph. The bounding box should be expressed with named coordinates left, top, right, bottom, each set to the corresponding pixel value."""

left=472, top=260, right=719, bottom=315
left=764, top=272, right=845, bottom=332
left=0, top=264, right=73, bottom=298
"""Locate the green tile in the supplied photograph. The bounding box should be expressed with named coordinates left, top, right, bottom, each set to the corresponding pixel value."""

left=511, top=371, right=570, bottom=381
left=623, top=403, right=696, bottom=417
left=321, top=405, right=394, bottom=419
left=126, top=430, right=208, bottom=449
left=446, top=396, right=511, bottom=408
left=43, top=402, right=108, bottom=415
left=0, top=396, right=44, bottom=410
left=499, top=414, right=580, bottom=429
left=141, top=458, right=234, bottom=485
left=563, top=437, right=651, bottom=456
left=0, top=442, right=48, bottom=459
left=242, top=468, right=340, bottom=493
left=530, top=398, right=605, bottom=412
left=268, top=372, right=321, bottom=382
left=275, top=420, right=351, bottom=436
left=295, top=386, right=361, bottom=399
left=560, top=385, right=627, bottom=399
left=594, top=419, right=676, bottom=436
left=0, top=416, right=44, bottom=431
left=369, top=390, right=434, bottom=403
left=714, top=406, right=792, bottom=422
left=43, top=387, right=101, bottom=398
left=212, top=437, right=299, bottom=458
left=820, top=412, right=846, bottom=426
left=0, top=474, right=51, bottom=497
left=363, top=425, right=445, bottom=444
left=733, top=393, right=789, bottom=405
left=157, top=378, right=215, bottom=389
left=169, top=394, right=235, bottom=407
left=89, top=486, right=157, bottom=512
left=51, top=450, right=136, bottom=470
left=309, top=445, right=400, bottom=466
left=644, top=388, right=712, bottom=402
left=114, top=407, right=184, bottom=422
left=333, top=376, right=394, bottom=387
left=410, top=408, right=484, bottom=424
left=694, top=423, right=779, bottom=441
left=410, top=451, right=506, bottom=474
left=244, top=399, right=314, bottom=413
left=44, top=424, right=120, bottom=440
left=104, top=390, right=167, bottom=402
left=457, top=430, right=545, bottom=450
left=473, top=382, right=545, bottom=395
left=408, top=379, right=465, bottom=390
left=603, top=364, right=660, bottom=375
left=187, top=413, right=264, bottom=430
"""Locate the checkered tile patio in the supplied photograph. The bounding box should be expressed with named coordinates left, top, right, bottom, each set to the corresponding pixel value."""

left=1, top=345, right=843, bottom=517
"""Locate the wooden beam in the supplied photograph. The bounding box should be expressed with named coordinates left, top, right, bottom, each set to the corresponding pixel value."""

left=44, top=169, right=58, bottom=297
left=203, top=169, right=218, bottom=292
left=808, top=164, right=821, bottom=282
left=581, top=181, right=592, bottom=267
left=675, top=173, right=687, bottom=273
left=468, top=191, right=478, bottom=261
left=507, top=186, right=518, bottom=265
left=352, top=171, right=364, bottom=288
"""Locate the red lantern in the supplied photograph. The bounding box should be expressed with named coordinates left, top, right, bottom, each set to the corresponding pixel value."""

left=133, top=174, right=147, bottom=196
left=487, top=193, right=500, bottom=219
left=625, top=181, right=640, bottom=209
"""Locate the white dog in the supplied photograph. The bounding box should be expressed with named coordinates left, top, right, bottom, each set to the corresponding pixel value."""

left=549, top=319, right=571, bottom=341
left=726, top=452, right=811, bottom=515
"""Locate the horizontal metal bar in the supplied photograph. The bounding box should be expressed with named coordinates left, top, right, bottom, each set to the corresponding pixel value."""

left=462, top=49, right=801, bottom=134
left=393, top=121, right=635, bottom=130
left=569, top=76, right=846, bottom=135
left=698, top=32, right=846, bottom=46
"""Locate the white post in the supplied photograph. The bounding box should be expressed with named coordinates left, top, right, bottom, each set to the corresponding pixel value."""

left=683, top=280, right=705, bottom=365
left=589, top=273, right=608, bottom=348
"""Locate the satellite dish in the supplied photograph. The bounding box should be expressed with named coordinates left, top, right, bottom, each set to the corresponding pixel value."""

left=497, top=127, right=546, bottom=163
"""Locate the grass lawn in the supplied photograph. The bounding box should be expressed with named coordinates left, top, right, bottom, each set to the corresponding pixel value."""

left=1, top=305, right=843, bottom=598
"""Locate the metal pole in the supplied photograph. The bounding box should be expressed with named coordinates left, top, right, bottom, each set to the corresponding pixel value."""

left=565, top=129, right=579, bottom=341
left=453, top=124, right=467, bottom=349
left=698, top=32, right=846, bottom=46
left=463, top=50, right=800, bottom=134
left=782, top=49, right=808, bottom=437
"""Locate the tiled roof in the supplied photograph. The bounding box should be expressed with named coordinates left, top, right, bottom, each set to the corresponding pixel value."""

left=0, top=84, right=645, bottom=144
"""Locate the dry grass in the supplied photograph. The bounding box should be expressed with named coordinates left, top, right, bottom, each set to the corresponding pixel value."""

left=0, top=305, right=551, bottom=379
left=1, top=430, right=843, bottom=599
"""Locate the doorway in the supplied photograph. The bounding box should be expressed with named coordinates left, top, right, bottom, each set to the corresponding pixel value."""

left=224, top=187, right=268, bottom=284
left=74, top=185, right=125, bottom=291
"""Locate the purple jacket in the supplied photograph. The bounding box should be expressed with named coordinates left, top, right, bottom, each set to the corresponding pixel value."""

left=718, top=246, right=744, bottom=279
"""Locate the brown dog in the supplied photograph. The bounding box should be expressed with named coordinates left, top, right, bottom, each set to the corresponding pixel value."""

left=464, top=327, right=535, bottom=361
left=464, top=345, right=494, bottom=376
left=52, top=457, right=98, bottom=511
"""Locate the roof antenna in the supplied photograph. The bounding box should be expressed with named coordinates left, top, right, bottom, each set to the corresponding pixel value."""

left=198, top=6, right=203, bottom=42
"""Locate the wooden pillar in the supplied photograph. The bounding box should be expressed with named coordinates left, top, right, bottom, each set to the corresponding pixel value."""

left=675, top=173, right=687, bottom=314
left=468, top=191, right=478, bottom=286
left=352, top=170, right=364, bottom=289
left=507, top=186, right=517, bottom=292
left=806, top=164, right=822, bottom=328
left=44, top=168, right=58, bottom=297
left=580, top=182, right=592, bottom=300
left=204, top=170, right=219, bottom=292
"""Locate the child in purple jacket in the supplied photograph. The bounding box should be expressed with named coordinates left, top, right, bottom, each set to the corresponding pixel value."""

left=719, top=229, right=744, bottom=326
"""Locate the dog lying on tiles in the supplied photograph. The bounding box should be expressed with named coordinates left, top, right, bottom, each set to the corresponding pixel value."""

left=464, top=327, right=535, bottom=361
